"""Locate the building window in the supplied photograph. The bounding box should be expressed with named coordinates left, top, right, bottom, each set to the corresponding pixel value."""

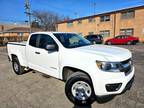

left=88, top=18, right=95, bottom=23
left=120, top=28, right=134, bottom=35
left=100, top=30, right=110, bottom=37
left=100, top=15, right=110, bottom=22
left=67, top=22, right=73, bottom=27
left=121, top=10, right=135, bottom=19
left=88, top=32, right=94, bottom=35
left=77, top=20, right=82, bottom=25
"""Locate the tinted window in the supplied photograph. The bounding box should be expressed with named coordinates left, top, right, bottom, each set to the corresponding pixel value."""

left=39, top=35, right=56, bottom=49
left=86, top=35, right=102, bottom=39
left=86, top=36, right=90, bottom=39
left=92, top=35, right=97, bottom=39
left=115, top=36, right=122, bottom=39
left=29, top=34, right=38, bottom=47
left=96, top=35, right=102, bottom=39
left=54, top=33, right=91, bottom=48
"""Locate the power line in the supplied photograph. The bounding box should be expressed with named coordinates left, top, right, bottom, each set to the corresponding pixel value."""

left=91, top=2, right=96, bottom=15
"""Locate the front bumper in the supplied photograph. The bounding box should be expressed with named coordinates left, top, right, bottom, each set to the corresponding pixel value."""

left=92, top=66, right=135, bottom=96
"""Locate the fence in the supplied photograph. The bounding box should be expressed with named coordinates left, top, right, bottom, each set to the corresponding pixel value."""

left=0, top=36, right=29, bottom=46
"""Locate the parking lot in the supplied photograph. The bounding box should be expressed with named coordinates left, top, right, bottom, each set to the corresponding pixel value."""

left=0, top=45, right=144, bottom=108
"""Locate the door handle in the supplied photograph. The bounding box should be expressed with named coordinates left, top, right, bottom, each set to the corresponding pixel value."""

left=35, top=52, right=40, bottom=54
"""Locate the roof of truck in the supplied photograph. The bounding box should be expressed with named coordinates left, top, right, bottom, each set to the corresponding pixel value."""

left=31, top=32, right=76, bottom=35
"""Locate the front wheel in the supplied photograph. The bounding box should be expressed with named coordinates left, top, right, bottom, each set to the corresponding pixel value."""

left=106, top=41, right=112, bottom=45
left=127, top=41, right=132, bottom=45
left=65, top=72, right=95, bottom=105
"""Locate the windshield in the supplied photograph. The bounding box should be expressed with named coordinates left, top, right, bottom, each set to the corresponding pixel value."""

left=54, top=33, right=91, bottom=48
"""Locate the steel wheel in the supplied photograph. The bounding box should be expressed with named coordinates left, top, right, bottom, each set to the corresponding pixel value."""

left=71, top=81, right=92, bottom=101
left=13, top=62, right=19, bottom=72
left=65, top=72, right=95, bottom=105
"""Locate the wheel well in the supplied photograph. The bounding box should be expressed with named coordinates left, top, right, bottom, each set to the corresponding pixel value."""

left=11, top=54, right=17, bottom=61
left=62, top=66, right=92, bottom=82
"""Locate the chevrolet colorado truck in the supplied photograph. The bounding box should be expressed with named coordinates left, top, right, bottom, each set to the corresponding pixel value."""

left=7, top=32, right=134, bottom=105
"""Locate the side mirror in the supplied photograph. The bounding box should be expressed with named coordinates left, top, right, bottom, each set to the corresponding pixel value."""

left=45, top=44, right=57, bottom=51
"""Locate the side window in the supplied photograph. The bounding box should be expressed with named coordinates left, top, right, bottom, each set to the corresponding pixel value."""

left=39, top=35, right=56, bottom=49
left=69, top=36, right=80, bottom=44
left=87, top=36, right=91, bottom=39
left=91, top=35, right=96, bottom=39
left=122, top=36, right=126, bottom=38
left=29, top=34, right=38, bottom=47
left=115, top=36, right=121, bottom=39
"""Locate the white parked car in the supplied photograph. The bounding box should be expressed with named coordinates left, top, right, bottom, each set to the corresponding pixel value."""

left=7, top=32, right=134, bottom=105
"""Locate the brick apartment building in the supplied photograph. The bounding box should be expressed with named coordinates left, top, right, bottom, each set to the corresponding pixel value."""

left=57, top=5, right=144, bottom=42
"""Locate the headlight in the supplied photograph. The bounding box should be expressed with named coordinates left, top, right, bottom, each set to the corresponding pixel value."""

left=96, top=61, right=121, bottom=72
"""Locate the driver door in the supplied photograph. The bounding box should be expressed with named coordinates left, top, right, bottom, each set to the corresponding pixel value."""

left=27, top=34, right=59, bottom=78
left=114, top=36, right=123, bottom=44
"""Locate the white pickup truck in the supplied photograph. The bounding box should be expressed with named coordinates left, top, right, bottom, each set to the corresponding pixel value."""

left=7, top=32, right=134, bottom=105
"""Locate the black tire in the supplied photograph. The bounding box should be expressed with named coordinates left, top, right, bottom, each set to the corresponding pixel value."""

left=132, top=41, right=136, bottom=45
left=65, top=72, right=95, bottom=105
left=127, top=41, right=132, bottom=45
left=92, top=41, right=96, bottom=44
left=12, top=57, right=25, bottom=75
left=107, top=41, right=112, bottom=45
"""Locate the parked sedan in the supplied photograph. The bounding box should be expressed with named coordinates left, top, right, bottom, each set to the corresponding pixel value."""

left=105, top=35, right=139, bottom=45
left=85, top=34, right=103, bottom=44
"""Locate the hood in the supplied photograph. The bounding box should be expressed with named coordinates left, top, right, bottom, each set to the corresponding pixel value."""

left=74, top=45, right=132, bottom=62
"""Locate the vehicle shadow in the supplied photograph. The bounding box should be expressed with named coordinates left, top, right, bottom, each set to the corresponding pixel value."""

left=96, top=95, right=115, bottom=104
left=73, top=104, right=92, bottom=108
left=72, top=95, right=115, bottom=108
left=31, top=70, right=51, bottom=78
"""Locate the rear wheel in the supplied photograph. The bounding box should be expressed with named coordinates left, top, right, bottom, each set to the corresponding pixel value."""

left=12, top=57, right=25, bottom=75
left=132, top=41, right=137, bottom=45
left=65, top=72, right=95, bottom=105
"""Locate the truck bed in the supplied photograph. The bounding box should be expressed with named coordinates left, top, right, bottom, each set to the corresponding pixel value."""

left=7, top=41, right=27, bottom=66
left=8, top=41, right=27, bottom=46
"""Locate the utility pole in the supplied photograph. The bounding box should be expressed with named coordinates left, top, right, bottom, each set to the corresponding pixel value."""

left=92, top=2, right=96, bottom=15
left=91, top=2, right=96, bottom=33
left=24, top=0, right=32, bottom=33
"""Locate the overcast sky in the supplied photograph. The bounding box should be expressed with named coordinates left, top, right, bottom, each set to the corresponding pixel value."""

left=0, top=0, right=143, bottom=23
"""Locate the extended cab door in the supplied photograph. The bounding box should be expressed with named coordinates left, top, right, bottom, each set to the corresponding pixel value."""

left=27, top=34, right=59, bottom=78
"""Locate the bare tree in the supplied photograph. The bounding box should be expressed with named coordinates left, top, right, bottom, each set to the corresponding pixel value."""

left=32, top=10, right=62, bottom=31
